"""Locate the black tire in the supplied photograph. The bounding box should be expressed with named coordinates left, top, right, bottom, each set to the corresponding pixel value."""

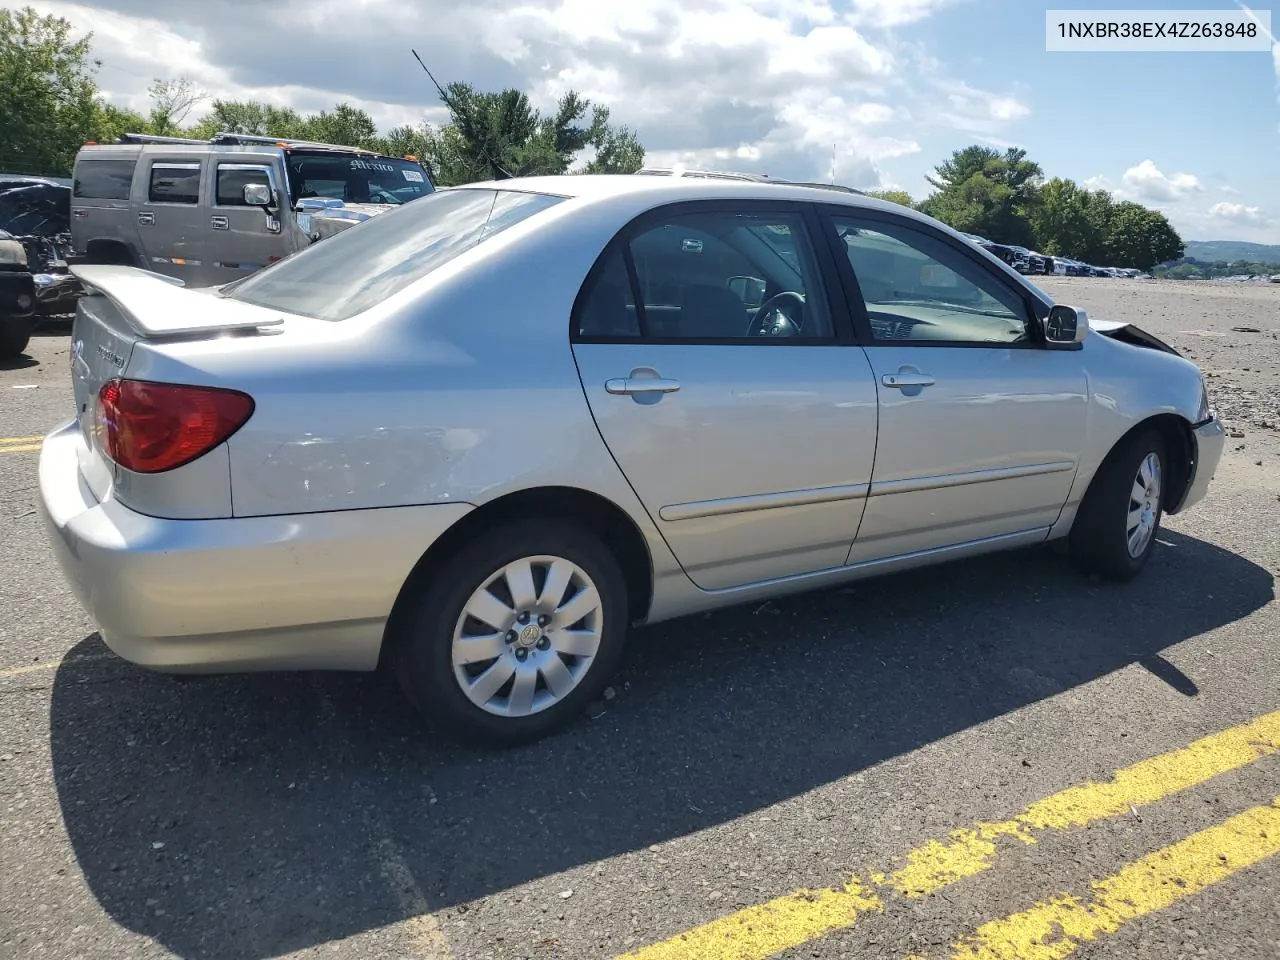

left=391, top=519, right=629, bottom=747
left=0, top=317, right=32, bottom=360
left=1069, top=429, right=1167, bottom=582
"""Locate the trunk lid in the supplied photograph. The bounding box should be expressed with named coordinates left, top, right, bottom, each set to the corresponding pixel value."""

left=67, top=265, right=284, bottom=494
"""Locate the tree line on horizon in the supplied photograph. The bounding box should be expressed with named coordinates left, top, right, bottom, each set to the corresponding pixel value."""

left=865, top=145, right=1185, bottom=272
left=3, top=5, right=1183, bottom=271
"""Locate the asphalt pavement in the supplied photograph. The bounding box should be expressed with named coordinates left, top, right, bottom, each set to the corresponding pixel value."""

left=1, top=286, right=1278, bottom=960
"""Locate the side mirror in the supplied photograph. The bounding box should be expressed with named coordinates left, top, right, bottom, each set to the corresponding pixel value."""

left=1043, top=304, right=1088, bottom=346
left=243, top=183, right=273, bottom=208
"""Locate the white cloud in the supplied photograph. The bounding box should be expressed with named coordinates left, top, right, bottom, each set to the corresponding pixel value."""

left=4, top=0, right=1027, bottom=188
left=846, top=0, right=963, bottom=29
left=1209, top=201, right=1268, bottom=224
left=1118, top=160, right=1203, bottom=202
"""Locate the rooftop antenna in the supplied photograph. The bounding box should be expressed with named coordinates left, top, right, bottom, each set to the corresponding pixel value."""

left=410, top=48, right=513, bottom=180
left=831, top=144, right=836, bottom=185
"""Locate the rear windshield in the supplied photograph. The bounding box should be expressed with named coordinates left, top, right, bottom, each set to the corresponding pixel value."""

left=222, top=188, right=565, bottom=321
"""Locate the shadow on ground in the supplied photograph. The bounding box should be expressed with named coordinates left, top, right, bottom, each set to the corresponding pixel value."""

left=49, top=531, right=1273, bottom=959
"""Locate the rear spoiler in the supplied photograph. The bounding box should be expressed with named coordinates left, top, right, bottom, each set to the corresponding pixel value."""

left=70, top=265, right=284, bottom=337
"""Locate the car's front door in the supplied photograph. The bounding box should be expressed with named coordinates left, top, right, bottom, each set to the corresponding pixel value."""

left=819, top=211, right=1090, bottom=564
left=206, top=161, right=288, bottom=286
left=571, top=201, right=879, bottom=591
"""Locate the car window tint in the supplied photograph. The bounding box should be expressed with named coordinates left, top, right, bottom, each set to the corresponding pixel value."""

left=149, top=163, right=201, bottom=204
left=223, top=188, right=564, bottom=321
left=216, top=166, right=271, bottom=206
left=623, top=210, right=833, bottom=341
left=833, top=216, right=1030, bottom=344
left=576, top=247, right=641, bottom=338
left=73, top=159, right=135, bottom=200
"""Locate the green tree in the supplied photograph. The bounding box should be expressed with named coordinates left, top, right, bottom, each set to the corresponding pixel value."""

left=431, top=81, right=644, bottom=184
left=300, top=102, right=379, bottom=149
left=0, top=6, right=101, bottom=176
left=1102, top=201, right=1183, bottom=270
left=919, top=145, right=1043, bottom=246
left=866, top=189, right=914, bottom=207
left=146, top=76, right=206, bottom=136
left=1030, top=177, right=1093, bottom=257
left=187, top=100, right=308, bottom=139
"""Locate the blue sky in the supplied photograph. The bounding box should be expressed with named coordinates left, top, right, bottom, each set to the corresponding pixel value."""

left=899, top=0, right=1279, bottom=242
left=7, top=0, right=1278, bottom=242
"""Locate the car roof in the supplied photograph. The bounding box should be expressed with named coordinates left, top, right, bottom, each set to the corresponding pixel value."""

left=448, top=174, right=943, bottom=228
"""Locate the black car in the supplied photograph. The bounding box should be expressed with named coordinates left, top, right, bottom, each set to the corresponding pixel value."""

left=0, top=177, right=81, bottom=316
left=0, top=227, right=37, bottom=358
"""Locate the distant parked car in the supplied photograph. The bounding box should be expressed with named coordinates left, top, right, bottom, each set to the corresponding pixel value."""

left=39, top=175, right=1226, bottom=745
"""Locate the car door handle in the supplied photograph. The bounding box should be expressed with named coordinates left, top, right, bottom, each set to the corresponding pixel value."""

left=210, top=216, right=229, bottom=230
left=137, top=212, right=155, bottom=226
left=882, top=372, right=935, bottom=389
left=605, top=377, right=681, bottom=396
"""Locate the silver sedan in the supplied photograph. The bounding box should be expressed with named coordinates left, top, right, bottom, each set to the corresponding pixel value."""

left=38, top=175, right=1225, bottom=745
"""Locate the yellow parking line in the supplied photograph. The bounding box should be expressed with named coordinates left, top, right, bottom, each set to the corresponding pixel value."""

left=948, top=797, right=1280, bottom=960
left=0, top=435, right=43, bottom=445
left=617, top=710, right=1280, bottom=960
left=0, top=443, right=42, bottom=453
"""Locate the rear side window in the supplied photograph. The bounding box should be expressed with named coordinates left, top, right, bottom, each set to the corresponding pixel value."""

left=149, top=163, right=201, bottom=204
left=216, top=165, right=272, bottom=206
left=223, top=188, right=565, bottom=321
left=73, top=159, right=135, bottom=200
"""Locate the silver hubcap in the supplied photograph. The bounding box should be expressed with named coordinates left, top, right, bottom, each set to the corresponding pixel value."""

left=1126, top=452, right=1162, bottom=558
left=451, top=555, right=603, bottom=717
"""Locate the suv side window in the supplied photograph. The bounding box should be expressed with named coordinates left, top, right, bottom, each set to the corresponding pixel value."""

left=215, top=165, right=272, bottom=206
left=830, top=215, right=1033, bottom=345
left=576, top=208, right=834, bottom=342
left=72, top=159, right=136, bottom=200
left=148, top=162, right=201, bottom=205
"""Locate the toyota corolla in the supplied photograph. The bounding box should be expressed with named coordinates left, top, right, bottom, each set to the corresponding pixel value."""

left=38, top=175, right=1225, bottom=745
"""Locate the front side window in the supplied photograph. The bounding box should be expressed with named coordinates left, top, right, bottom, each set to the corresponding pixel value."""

left=73, top=159, right=136, bottom=200
left=148, top=163, right=201, bottom=204
left=216, top=165, right=272, bottom=207
left=577, top=208, right=833, bottom=341
left=831, top=216, right=1031, bottom=345
left=223, top=188, right=564, bottom=321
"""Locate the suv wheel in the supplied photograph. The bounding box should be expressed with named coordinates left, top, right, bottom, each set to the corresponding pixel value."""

left=392, top=519, right=629, bottom=747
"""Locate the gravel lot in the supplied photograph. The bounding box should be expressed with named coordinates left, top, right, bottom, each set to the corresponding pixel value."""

left=1, top=278, right=1277, bottom=960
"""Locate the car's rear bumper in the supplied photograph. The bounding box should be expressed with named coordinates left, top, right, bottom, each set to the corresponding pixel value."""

left=37, top=421, right=474, bottom=673
left=1178, top=417, right=1226, bottom=513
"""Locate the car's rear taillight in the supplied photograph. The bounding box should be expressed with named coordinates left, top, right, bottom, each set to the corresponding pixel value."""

left=96, top=378, right=255, bottom=474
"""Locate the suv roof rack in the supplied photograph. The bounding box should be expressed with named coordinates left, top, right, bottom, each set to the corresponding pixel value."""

left=117, top=132, right=209, bottom=146
left=208, top=132, right=380, bottom=155
left=112, top=131, right=383, bottom=156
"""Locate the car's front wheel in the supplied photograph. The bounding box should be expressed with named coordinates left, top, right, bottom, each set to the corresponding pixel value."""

left=392, top=519, right=629, bottom=746
left=1069, top=428, right=1167, bottom=581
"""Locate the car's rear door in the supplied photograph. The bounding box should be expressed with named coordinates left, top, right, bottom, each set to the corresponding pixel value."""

left=570, top=199, right=879, bottom=591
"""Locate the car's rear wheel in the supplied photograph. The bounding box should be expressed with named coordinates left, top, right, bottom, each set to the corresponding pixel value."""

left=1069, top=429, right=1166, bottom=581
left=392, top=519, right=628, bottom=746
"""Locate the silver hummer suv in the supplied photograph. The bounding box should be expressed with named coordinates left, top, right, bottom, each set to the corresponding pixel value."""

left=70, top=132, right=435, bottom=287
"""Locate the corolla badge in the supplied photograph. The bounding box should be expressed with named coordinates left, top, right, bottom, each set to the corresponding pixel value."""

left=96, top=343, right=125, bottom=367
